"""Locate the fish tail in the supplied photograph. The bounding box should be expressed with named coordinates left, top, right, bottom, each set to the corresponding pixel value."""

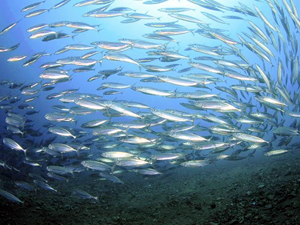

left=111, top=163, right=116, bottom=174
left=71, top=34, right=77, bottom=40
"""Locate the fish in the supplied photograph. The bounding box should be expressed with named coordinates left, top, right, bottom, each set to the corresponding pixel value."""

left=25, top=9, right=49, bottom=18
left=124, top=12, right=160, bottom=20
left=132, top=168, right=162, bottom=175
left=52, top=0, right=71, bottom=9
left=181, top=160, right=209, bottom=167
left=48, top=143, right=78, bottom=154
left=15, top=181, right=35, bottom=192
left=264, top=149, right=289, bottom=156
left=168, top=131, right=208, bottom=142
left=103, top=101, right=142, bottom=118
left=119, top=136, right=156, bottom=144
left=255, top=64, right=272, bottom=91
left=1, top=19, right=22, bottom=35
left=158, top=7, right=195, bottom=13
left=143, top=33, right=177, bottom=42
left=254, top=5, right=278, bottom=32
left=116, top=158, right=151, bottom=167
left=34, top=180, right=57, bottom=192
left=65, top=44, right=96, bottom=51
left=119, top=38, right=165, bottom=49
left=0, top=189, right=23, bottom=204
left=99, top=173, right=124, bottom=184
left=48, top=127, right=76, bottom=138
left=0, top=43, right=20, bottom=53
left=201, top=12, right=229, bottom=24
left=46, top=166, right=74, bottom=176
left=131, top=86, right=174, bottom=97
left=75, top=99, right=105, bottom=110
left=151, top=153, right=184, bottom=161
left=45, top=113, right=75, bottom=122
left=73, top=189, right=99, bottom=202
left=109, top=7, right=135, bottom=12
left=21, top=1, right=46, bottom=12
left=145, top=21, right=179, bottom=28
left=233, top=133, right=269, bottom=143
left=151, top=109, right=193, bottom=122
left=168, top=13, right=205, bottom=24
left=30, top=29, right=58, bottom=39
left=81, top=119, right=108, bottom=128
left=7, top=55, right=27, bottom=62
left=3, top=138, right=27, bottom=154
left=74, top=0, right=110, bottom=7
left=101, top=53, right=141, bottom=68
left=101, top=82, right=130, bottom=89
left=154, top=28, right=193, bottom=36
left=102, top=151, right=134, bottom=159
left=92, top=41, right=130, bottom=51
left=273, top=127, right=300, bottom=136
left=88, top=11, right=124, bottom=18
left=81, top=160, right=111, bottom=171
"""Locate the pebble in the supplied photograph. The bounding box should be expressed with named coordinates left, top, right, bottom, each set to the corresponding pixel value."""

left=265, top=204, right=272, bottom=209
left=267, top=194, right=274, bottom=200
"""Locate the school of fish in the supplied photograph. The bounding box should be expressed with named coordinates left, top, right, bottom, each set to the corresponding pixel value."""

left=0, top=0, right=299, bottom=203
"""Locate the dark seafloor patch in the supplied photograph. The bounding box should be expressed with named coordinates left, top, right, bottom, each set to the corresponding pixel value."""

left=1, top=153, right=300, bottom=225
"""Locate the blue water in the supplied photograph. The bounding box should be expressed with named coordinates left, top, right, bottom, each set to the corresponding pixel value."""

left=0, top=0, right=300, bottom=210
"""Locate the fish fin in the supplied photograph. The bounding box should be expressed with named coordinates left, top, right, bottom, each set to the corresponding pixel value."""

left=24, top=148, right=29, bottom=156
left=21, top=131, right=26, bottom=138
left=74, top=118, right=79, bottom=126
